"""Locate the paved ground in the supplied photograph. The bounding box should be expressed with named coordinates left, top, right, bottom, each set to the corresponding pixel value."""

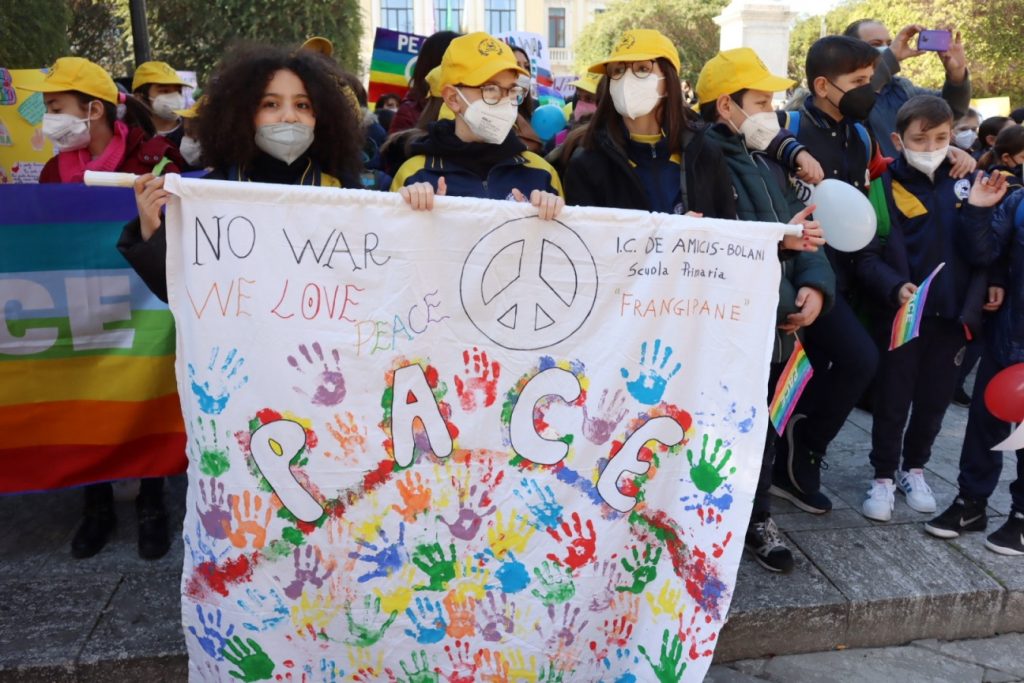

left=0, top=380, right=1020, bottom=680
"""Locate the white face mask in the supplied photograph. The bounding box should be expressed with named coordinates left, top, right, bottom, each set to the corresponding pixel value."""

left=179, top=135, right=202, bottom=166
left=737, top=109, right=781, bottom=151
left=609, top=72, right=664, bottom=120
left=42, top=104, right=96, bottom=151
left=954, top=129, right=977, bottom=150
left=151, top=92, right=185, bottom=120
left=457, top=89, right=519, bottom=145
left=254, top=122, right=314, bottom=164
left=902, top=142, right=948, bottom=178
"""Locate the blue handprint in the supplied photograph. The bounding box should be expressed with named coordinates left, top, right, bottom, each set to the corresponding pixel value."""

left=348, top=522, right=408, bottom=583
left=600, top=646, right=640, bottom=683
left=188, top=605, right=235, bottom=660
left=404, top=596, right=447, bottom=644
left=303, top=657, right=344, bottom=683
left=620, top=339, right=682, bottom=405
left=235, top=587, right=288, bottom=632
left=514, top=479, right=563, bottom=529
left=188, top=346, right=249, bottom=415
left=184, top=521, right=228, bottom=566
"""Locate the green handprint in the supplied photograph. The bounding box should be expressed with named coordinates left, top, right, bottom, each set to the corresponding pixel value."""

left=538, top=662, right=566, bottom=683
left=638, top=628, right=686, bottom=683
left=530, top=560, right=575, bottom=605
left=686, top=433, right=735, bottom=494
left=617, top=544, right=662, bottom=594
left=397, top=650, right=439, bottom=683
left=345, top=594, right=398, bottom=646
left=412, top=542, right=457, bottom=591
left=220, top=636, right=275, bottom=682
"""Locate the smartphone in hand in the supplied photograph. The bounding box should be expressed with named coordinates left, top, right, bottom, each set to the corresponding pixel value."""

left=917, top=29, right=952, bottom=52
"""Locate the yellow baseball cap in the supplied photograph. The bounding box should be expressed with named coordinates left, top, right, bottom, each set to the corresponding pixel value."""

left=572, top=71, right=603, bottom=95
left=696, top=48, right=795, bottom=105
left=439, top=32, right=528, bottom=87
left=22, top=57, right=119, bottom=104
left=131, top=61, right=188, bottom=92
left=426, top=66, right=443, bottom=98
left=302, top=36, right=334, bottom=57
left=589, top=30, right=680, bottom=75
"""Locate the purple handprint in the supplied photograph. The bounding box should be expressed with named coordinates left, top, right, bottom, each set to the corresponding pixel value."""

left=439, top=483, right=496, bottom=541
left=287, top=342, right=346, bottom=407
left=197, top=477, right=230, bottom=540
left=348, top=523, right=407, bottom=583
left=582, top=389, right=629, bottom=445
left=188, top=604, right=235, bottom=660
left=477, top=590, right=516, bottom=642
left=283, top=544, right=334, bottom=599
left=536, top=603, right=588, bottom=650
left=589, top=558, right=625, bottom=612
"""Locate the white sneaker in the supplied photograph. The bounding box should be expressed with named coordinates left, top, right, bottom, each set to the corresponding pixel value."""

left=863, top=479, right=896, bottom=521
left=897, top=469, right=937, bottom=513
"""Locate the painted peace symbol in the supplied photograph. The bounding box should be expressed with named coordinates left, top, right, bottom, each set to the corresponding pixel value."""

left=460, top=216, right=598, bottom=351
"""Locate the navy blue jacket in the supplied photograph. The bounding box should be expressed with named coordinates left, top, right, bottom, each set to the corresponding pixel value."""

left=854, top=156, right=993, bottom=335
left=959, top=188, right=1024, bottom=366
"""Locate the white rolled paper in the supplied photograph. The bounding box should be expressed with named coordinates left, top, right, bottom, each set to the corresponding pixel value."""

left=83, top=171, right=139, bottom=187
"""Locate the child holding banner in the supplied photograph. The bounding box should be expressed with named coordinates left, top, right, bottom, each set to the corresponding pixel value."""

left=392, top=32, right=564, bottom=218
left=561, top=29, right=736, bottom=218
left=853, top=96, right=1009, bottom=521
left=696, top=47, right=836, bottom=572
left=28, top=57, right=183, bottom=186
left=120, top=45, right=365, bottom=302
left=925, top=177, right=1024, bottom=555
left=24, top=56, right=184, bottom=559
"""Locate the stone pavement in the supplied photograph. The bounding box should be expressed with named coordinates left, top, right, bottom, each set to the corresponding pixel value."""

left=0, top=394, right=1020, bottom=680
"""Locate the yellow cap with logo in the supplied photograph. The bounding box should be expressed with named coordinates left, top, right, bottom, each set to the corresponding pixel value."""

left=131, top=61, right=188, bottom=92
left=22, top=57, right=119, bottom=104
left=572, top=71, right=603, bottom=95
left=696, top=47, right=795, bottom=105
left=439, top=32, right=528, bottom=88
left=589, top=30, right=680, bottom=75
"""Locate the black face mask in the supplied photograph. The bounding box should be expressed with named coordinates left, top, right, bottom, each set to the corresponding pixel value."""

left=828, top=81, right=877, bottom=120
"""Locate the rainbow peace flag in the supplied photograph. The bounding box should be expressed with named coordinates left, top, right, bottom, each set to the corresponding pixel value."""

left=0, top=184, right=185, bottom=493
left=889, top=262, right=945, bottom=350
left=368, top=28, right=426, bottom=107
left=769, top=338, right=814, bottom=435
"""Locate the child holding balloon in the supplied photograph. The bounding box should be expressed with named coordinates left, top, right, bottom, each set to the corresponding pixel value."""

left=925, top=177, right=1023, bottom=555
left=854, top=95, right=1009, bottom=523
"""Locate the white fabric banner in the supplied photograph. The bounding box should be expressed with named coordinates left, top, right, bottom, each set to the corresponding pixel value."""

left=164, top=175, right=785, bottom=683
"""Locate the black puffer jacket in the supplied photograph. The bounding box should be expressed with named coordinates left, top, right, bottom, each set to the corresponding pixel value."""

left=562, top=124, right=737, bottom=219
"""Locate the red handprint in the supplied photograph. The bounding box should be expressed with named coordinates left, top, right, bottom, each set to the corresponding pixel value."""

left=546, top=511, right=597, bottom=570
left=454, top=347, right=501, bottom=411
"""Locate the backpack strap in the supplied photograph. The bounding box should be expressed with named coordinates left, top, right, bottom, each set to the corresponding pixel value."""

left=1015, top=189, right=1024, bottom=228
left=854, top=122, right=871, bottom=156
left=679, top=127, right=702, bottom=213
left=785, top=110, right=800, bottom=134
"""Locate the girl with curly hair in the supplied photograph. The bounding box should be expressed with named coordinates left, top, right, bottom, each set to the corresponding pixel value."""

left=119, top=44, right=365, bottom=302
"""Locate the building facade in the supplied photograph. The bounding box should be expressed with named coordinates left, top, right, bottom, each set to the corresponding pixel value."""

left=358, top=0, right=608, bottom=78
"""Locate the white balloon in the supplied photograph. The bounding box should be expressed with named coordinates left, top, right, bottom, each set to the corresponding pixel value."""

left=809, top=179, right=877, bottom=252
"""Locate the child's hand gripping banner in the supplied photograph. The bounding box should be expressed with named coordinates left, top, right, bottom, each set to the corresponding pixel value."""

left=162, top=175, right=786, bottom=683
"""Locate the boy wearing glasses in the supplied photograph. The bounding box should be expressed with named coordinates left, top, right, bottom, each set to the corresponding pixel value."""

left=393, top=32, right=564, bottom=220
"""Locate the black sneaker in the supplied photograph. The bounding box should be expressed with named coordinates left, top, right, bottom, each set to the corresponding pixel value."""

left=137, top=498, right=170, bottom=560
left=745, top=515, right=794, bottom=574
left=984, top=511, right=1024, bottom=556
left=924, top=496, right=987, bottom=539
left=951, top=387, right=972, bottom=408
left=770, top=414, right=833, bottom=515
left=71, top=503, right=116, bottom=559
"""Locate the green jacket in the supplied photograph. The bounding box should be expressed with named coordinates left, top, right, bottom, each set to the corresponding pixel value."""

left=706, top=124, right=836, bottom=362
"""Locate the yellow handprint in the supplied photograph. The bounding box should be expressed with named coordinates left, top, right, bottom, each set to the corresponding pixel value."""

left=291, top=590, right=339, bottom=640
left=374, top=565, right=418, bottom=614
left=505, top=648, right=538, bottom=683
left=345, top=645, right=384, bottom=680
left=487, top=509, right=536, bottom=558
left=645, top=579, right=683, bottom=617
left=453, top=556, right=491, bottom=600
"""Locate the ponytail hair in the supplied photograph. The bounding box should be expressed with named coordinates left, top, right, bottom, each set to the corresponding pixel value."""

left=71, top=90, right=155, bottom=137
left=979, top=124, right=1024, bottom=170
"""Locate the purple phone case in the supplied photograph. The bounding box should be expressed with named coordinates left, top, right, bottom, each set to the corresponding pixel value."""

left=918, top=30, right=951, bottom=52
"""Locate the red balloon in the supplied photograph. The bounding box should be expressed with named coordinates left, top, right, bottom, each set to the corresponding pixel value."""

left=985, top=363, right=1024, bottom=422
